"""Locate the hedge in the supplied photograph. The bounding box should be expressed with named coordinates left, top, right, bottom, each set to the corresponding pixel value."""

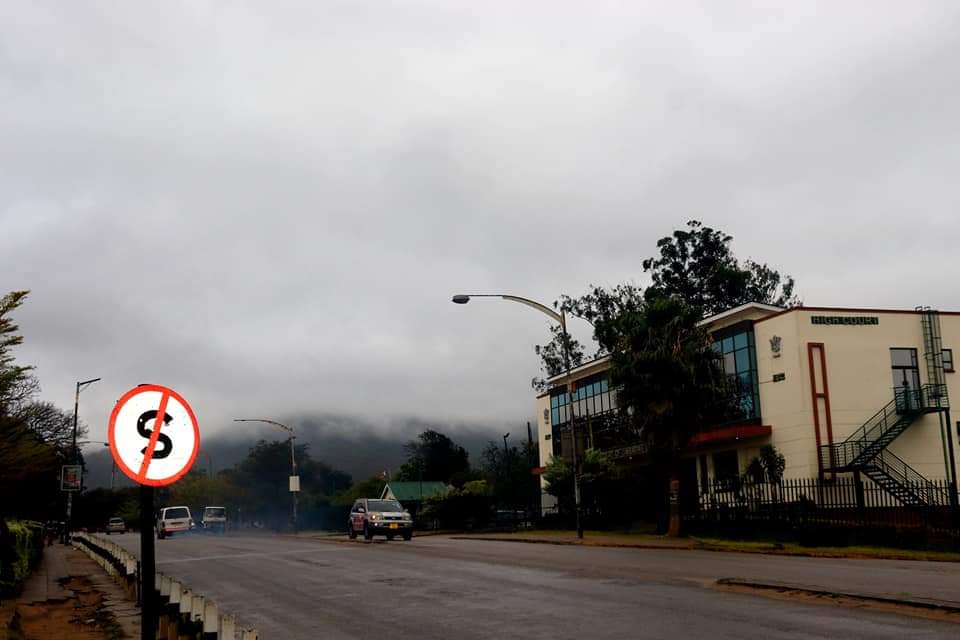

left=0, top=519, right=44, bottom=597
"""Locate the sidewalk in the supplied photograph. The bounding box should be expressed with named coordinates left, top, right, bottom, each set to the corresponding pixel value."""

left=0, top=543, right=139, bottom=639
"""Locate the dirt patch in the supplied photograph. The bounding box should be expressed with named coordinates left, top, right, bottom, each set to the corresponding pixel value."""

left=715, top=579, right=960, bottom=624
left=4, top=576, right=122, bottom=640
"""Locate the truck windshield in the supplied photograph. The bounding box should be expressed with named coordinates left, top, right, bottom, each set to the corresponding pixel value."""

left=367, top=500, right=404, bottom=512
left=205, top=508, right=225, bottom=517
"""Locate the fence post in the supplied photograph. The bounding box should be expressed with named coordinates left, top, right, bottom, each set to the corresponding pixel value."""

left=202, top=600, right=219, bottom=640
left=220, top=614, right=236, bottom=640
left=168, top=580, right=181, bottom=640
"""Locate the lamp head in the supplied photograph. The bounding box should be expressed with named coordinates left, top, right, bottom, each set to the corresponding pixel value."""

left=451, top=295, right=470, bottom=304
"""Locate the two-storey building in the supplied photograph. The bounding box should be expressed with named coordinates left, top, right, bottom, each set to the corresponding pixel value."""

left=535, top=303, right=959, bottom=514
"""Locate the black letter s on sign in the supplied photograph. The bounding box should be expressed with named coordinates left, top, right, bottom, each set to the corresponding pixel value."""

left=138, top=410, right=173, bottom=460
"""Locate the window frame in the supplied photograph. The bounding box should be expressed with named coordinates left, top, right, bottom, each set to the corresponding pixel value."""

left=944, top=348, right=955, bottom=373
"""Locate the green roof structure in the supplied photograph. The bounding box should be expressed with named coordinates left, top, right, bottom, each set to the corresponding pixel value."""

left=381, top=481, right=449, bottom=502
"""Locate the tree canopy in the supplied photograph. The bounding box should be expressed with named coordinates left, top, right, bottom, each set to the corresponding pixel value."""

left=642, top=220, right=798, bottom=316
left=533, top=221, right=797, bottom=386
left=398, top=429, right=470, bottom=484
left=0, top=291, right=85, bottom=521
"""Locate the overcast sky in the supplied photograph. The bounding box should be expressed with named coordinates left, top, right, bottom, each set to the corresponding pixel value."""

left=3, top=2, right=960, bottom=450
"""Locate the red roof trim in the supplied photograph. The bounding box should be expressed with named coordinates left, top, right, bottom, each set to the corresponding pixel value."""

left=755, top=306, right=960, bottom=324
left=687, top=424, right=772, bottom=447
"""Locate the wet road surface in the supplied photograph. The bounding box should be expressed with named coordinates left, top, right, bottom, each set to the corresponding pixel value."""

left=108, top=532, right=960, bottom=639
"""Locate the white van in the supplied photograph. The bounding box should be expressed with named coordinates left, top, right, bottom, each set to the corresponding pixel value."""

left=201, top=506, right=227, bottom=533
left=156, top=506, right=193, bottom=539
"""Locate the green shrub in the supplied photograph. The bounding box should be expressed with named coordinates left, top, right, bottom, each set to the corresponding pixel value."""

left=0, top=519, right=44, bottom=597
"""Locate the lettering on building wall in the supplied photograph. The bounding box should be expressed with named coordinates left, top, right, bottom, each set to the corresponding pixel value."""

left=811, top=315, right=879, bottom=326
left=770, top=335, right=782, bottom=358
left=772, top=373, right=786, bottom=382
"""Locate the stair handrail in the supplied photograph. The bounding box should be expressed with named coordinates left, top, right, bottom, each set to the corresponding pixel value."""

left=873, top=449, right=950, bottom=506
left=820, top=383, right=949, bottom=471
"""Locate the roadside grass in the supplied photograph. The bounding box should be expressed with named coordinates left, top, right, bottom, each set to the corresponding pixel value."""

left=461, top=528, right=960, bottom=561
left=690, top=537, right=960, bottom=562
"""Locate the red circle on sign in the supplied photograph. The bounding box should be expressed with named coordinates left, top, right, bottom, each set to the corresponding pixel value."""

left=108, top=384, right=200, bottom=487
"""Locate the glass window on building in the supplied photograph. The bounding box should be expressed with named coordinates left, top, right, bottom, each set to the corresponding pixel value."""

left=712, top=325, right=760, bottom=422
left=549, top=373, right=617, bottom=429
left=944, top=348, right=955, bottom=373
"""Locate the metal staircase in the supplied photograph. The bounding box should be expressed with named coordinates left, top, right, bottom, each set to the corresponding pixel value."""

left=861, top=449, right=951, bottom=507
left=819, top=308, right=950, bottom=507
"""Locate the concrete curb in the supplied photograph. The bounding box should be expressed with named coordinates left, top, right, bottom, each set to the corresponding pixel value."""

left=449, top=535, right=696, bottom=551
left=449, top=535, right=960, bottom=562
left=716, top=578, right=960, bottom=614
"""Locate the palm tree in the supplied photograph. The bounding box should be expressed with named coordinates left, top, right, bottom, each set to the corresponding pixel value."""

left=608, top=296, right=734, bottom=536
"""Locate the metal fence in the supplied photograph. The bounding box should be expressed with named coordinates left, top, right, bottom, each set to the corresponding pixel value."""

left=686, top=476, right=959, bottom=546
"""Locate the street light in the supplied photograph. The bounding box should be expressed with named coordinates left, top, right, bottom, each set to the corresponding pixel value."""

left=452, top=293, right=585, bottom=539
left=233, top=418, right=299, bottom=532
left=66, top=377, right=100, bottom=541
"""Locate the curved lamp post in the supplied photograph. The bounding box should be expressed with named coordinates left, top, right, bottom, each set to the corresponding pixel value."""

left=451, top=293, right=584, bottom=539
left=233, top=418, right=298, bottom=532
left=66, top=377, right=100, bottom=541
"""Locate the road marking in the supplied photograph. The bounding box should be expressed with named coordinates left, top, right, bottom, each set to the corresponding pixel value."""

left=157, top=548, right=344, bottom=564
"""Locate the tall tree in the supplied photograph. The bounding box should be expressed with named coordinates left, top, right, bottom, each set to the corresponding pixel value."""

left=0, top=291, right=34, bottom=418
left=0, top=291, right=69, bottom=520
left=642, top=220, right=798, bottom=316
left=235, top=439, right=352, bottom=527
left=480, top=439, right=538, bottom=510
left=609, top=296, right=735, bottom=535
left=398, top=429, right=470, bottom=484
left=22, top=401, right=86, bottom=456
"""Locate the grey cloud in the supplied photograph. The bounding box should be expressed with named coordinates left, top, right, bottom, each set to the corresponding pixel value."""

left=3, top=2, right=960, bottom=449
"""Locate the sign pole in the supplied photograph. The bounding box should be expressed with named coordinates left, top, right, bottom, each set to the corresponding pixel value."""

left=108, top=384, right=199, bottom=640
left=139, top=484, right=156, bottom=640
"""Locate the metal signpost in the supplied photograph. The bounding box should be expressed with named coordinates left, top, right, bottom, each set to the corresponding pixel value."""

left=108, top=384, right=200, bottom=640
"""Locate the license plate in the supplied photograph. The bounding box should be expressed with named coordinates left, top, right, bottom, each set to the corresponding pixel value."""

left=389, top=523, right=398, bottom=529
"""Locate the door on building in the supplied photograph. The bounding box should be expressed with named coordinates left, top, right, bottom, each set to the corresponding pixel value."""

left=890, top=348, right=921, bottom=411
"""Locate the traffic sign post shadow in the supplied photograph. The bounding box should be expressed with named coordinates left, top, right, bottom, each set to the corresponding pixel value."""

left=108, top=384, right=199, bottom=640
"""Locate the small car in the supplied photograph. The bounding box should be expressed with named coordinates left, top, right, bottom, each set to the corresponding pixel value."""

left=156, top=506, right=193, bottom=539
left=348, top=498, right=413, bottom=541
left=105, top=517, right=126, bottom=535
left=201, top=506, right=227, bottom=533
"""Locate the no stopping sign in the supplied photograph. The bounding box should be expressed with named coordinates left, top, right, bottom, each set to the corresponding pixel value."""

left=108, top=384, right=200, bottom=487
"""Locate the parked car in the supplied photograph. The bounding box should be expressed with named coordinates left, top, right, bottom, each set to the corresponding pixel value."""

left=201, top=506, right=227, bottom=533
left=105, top=517, right=126, bottom=535
left=156, top=506, right=193, bottom=539
left=348, top=498, right=413, bottom=541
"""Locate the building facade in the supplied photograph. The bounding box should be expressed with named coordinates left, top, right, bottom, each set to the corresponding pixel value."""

left=535, top=303, right=960, bottom=513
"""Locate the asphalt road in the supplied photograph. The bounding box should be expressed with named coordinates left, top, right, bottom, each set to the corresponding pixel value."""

left=107, top=532, right=960, bottom=639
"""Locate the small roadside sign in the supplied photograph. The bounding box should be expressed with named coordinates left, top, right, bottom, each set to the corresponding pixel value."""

left=61, top=465, right=82, bottom=492
left=289, top=475, right=300, bottom=492
left=108, top=384, right=200, bottom=487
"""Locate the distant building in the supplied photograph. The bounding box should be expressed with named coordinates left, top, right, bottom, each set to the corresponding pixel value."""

left=381, top=481, right=449, bottom=506
left=535, top=303, right=959, bottom=513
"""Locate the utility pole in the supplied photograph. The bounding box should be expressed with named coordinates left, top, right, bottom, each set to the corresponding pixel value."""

left=66, top=377, right=100, bottom=541
left=451, top=294, right=585, bottom=538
